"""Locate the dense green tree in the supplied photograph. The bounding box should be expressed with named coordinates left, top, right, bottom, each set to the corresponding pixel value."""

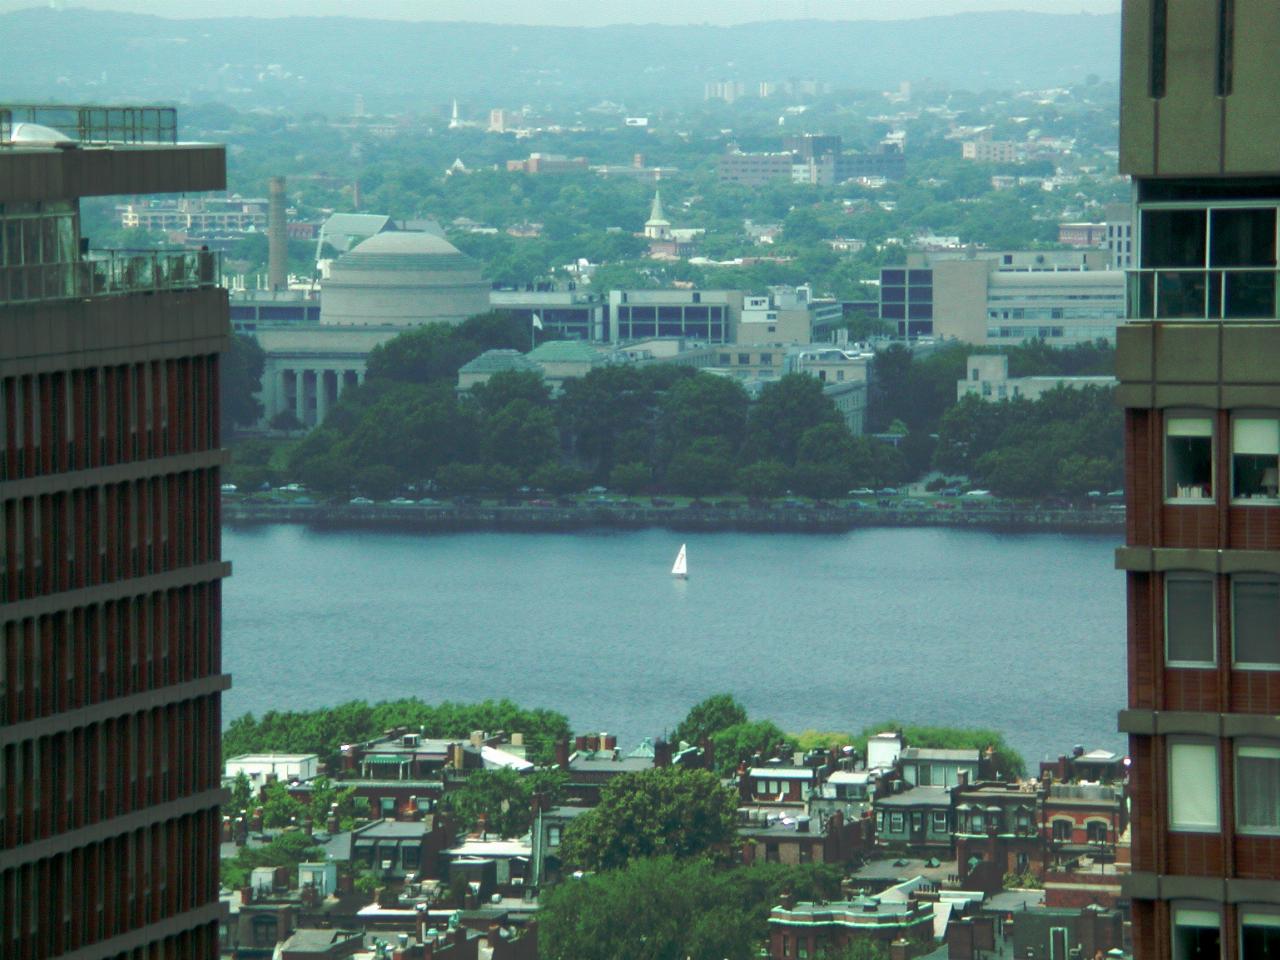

left=539, top=857, right=844, bottom=960
left=441, top=768, right=566, bottom=838
left=709, top=720, right=797, bottom=778
left=222, top=334, right=266, bottom=431
left=744, top=375, right=843, bottom=466
left=558, top=768, right=738, bottom=871
left=665, top=437, right=736, bottom=497
left=609, top=461, right=651, bottom=495
left=365, top=312, right=528, bottom=385
left=221, top=830, right=326, bottom=890
left=736, top=460, right=790, bottom=499
left=481, top=400, right=559, bottom=478
left=656, top=374, right=750, bottom=466
left=467, top=369, right=552, bottom=415
left=672, top=693, right=748, bottom=746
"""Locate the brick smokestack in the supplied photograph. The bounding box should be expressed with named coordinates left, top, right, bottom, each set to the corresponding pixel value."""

left=268, top=176, right=288, bottom=291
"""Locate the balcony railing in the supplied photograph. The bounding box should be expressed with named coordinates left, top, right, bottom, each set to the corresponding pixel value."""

left=0, top=249, right=221, bottom=305
left=0, top=104, right=177, bottom=145
left=1128, top=268, right=1279, bottom=320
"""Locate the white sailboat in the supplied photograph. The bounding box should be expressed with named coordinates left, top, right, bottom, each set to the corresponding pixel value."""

left=671, top=543, right=688, bottom=579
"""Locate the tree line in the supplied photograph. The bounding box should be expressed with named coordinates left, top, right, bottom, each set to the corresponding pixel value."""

left=278, top=312, right=911, bottom=500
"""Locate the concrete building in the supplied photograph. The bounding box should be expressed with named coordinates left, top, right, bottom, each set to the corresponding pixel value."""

left=524, top=339, right=607, bottom=395
left=718, top=137, right=904, bottom=187
left=504, top=153, right=588, bottom=175
left=254, top=325, right=393, bottom=428
left=1116, top=3, right=1280, bottom=959
left=1105, top=201, right=1134, bottom=270
left=962, top=140, right=1018, bottom=163
left=0, top=104, right=229, bottom=959
left=879, top=251, right=1125, bottom=344
left=737, top=284, right=844, bottom=343
left=956, top=354, right=1115, bottom=402
left=225, top=754, right=320, bottom=785
left=489, top=288, right=607, bottom=342
left=456, top=349, right=542, bottom=392
left=320, top=231, right=489, bottom=327
left=607, top=288, right=742, bottom=344
left=1058, top=222, right=1109, bottom=247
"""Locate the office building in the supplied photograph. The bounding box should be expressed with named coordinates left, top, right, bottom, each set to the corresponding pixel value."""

left=1114, top=3, right=1280, bottom=958
left=0, top=104, right=230, bottom=959
left=879, top=250, right=1124, bottom=344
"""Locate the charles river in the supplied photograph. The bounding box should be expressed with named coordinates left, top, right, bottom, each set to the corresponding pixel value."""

left=222, top=525, right=1126, bottom=766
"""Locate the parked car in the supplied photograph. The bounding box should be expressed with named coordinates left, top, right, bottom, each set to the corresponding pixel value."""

left=940, top=487, right=961, bottom=497
left=876, top=487, right=898, bottom=496
left=220, top=483, right=238, bottom=493
left=349, top=496, right=373, bottom=505
left=588, top=485, right=609, bottom=495
left=847, top=487, right=874, bottom=496
left=389, top=497, right=416, bottom=505
left=965, top=489, right=992, bottom=497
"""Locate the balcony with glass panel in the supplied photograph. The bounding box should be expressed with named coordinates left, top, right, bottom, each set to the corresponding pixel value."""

left=1128, top=205, right=1278, bottom=320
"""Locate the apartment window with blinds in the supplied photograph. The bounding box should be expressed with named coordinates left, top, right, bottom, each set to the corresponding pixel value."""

left=1169, top=741, right=1221, bottom=832
left=1166, top=574, right=1217, bottom=667
left=1233, top=417, right=1280, bottom=501
left=1233, top=575, right=1280, bottom=668
left=1167, top=415, right=1214, bottom=501
left=1236, top=744, right=1280, bottom=834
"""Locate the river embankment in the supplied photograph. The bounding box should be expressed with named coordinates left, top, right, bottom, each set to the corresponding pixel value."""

left=222, top=500, right=1124, bottom=535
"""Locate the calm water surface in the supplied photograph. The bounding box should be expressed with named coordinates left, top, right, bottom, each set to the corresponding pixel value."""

left=222, top=526, right=1125, bottom=766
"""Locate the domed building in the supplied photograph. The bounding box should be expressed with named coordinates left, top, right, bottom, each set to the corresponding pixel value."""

left=320, top=230, right=490, bottom=326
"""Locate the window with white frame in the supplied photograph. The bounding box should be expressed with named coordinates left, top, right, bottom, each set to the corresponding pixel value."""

left=1169, top=741, right=1221, bottom=832
left=890, top=812, right=904, bottom=832
left=1232, top=575, right=1280, bottom=668
left=1233, top=418, right=1280, bottom=501
left=1167, top=416, right=1214, bottom=501
left=1166, top=573, right=1217, bottom=666
left=931, top=810, right=948, bottom=833
left=1172, top=906, right=1221, bottom=960
left=1240, top=909, right=1280, bottom=958
left=1236, top=744, right=1280, bottom=835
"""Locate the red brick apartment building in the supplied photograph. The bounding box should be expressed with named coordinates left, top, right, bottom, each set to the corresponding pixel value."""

left=0, top=106, right=230, bottom=959
left=1115, top=2, right=1280, bottom=957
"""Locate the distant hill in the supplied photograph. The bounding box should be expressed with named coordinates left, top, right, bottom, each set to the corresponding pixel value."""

left=0, top=7, right=1119, bottom=114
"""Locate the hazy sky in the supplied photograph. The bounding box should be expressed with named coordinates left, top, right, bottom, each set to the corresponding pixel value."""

left=10, top=0, right=1121, bottom=24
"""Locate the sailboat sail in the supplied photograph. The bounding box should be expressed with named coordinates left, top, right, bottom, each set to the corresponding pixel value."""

left=671, top=543, right=688, bottom=578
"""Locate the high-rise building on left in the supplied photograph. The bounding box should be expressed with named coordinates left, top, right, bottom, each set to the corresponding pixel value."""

left=0, top=105, right=230, bottom=959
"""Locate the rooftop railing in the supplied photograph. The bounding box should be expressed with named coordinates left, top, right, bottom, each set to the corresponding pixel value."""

left=0, top=104, right=177, bottom=145
left=0, top=248, right=221, bottom=305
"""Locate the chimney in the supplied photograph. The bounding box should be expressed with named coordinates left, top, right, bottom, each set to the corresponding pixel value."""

left=603, top=733, right=616, bottom=751
left=221, top=816, right=233, bottom=843
left=654, top=739, right=673, bottom=768
left=779, top=890, right=795, bottom=910
left=554, top=738, right=570, bottom=769
left=574, top=736, right=588, bottom=752
left=250, top=807, right=264, bottom=833
left=302, top=817, right=313, bottom=836
left=889, top=939, right=911, bottom=960
left=470, top=730, right=485, bottom=747
left=268, top=176, right=288, bottom=291
left=352, top=178, right=361, bottom=210
left=487, top=922, right=502, bottom=947
left=957, top=770, right=970, bottom=789
left=240, top=885, right=253, bottom=905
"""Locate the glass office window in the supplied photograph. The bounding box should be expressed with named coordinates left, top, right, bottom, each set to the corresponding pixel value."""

left=1236, top=744, right=1280, bottom=834
left=1172, top=907, right=1221, bottom=960
left=1241, top=911, right=1280, bottom=959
